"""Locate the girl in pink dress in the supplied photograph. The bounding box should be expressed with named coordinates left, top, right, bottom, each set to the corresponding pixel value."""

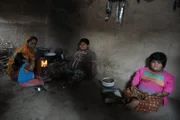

left=124, top=52, right=175, bottom=112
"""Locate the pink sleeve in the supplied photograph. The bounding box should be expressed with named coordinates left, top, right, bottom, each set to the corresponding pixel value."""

left=132, top=69, right=142, bottom=86
left=163, top=75, right=175, bottom=94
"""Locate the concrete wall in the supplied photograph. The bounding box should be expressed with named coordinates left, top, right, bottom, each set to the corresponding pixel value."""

left=67, top=0, right=180, bottom=100
left=0, top=0, right=179, bottom=100
left=0, top=0, right=48, bottom=47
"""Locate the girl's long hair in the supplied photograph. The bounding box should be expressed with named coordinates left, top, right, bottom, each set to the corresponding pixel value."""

left=12, top=52, right=25, bottom=71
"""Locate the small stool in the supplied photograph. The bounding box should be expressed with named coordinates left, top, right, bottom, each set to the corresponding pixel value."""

left=100, top=85, right=125, bottom=104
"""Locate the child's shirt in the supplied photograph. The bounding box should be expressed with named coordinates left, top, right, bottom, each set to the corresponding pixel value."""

left=69, top=49, right=97, bottom=71
left=18, top=62, right=35, bottom=84
left=132, top=67, right=175, bottom=105
left=138, top=70, right=165, bottom=94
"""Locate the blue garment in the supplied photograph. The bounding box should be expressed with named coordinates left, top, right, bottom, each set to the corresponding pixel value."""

left=18, top=62, right=35, bottom=84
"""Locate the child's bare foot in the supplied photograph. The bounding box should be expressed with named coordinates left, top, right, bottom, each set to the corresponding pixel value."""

left=125, top=99, right=140, bottom=110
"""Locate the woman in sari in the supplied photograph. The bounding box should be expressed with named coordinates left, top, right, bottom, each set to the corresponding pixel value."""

left=124, top=52, right=175, bottom=112
left=6, top=36, right=40, bottom=81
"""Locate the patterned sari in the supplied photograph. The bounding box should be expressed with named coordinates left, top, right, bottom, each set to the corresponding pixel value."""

left=6, top=37, right=40, bottom=81
left=124, top=87, right=163, bottom=112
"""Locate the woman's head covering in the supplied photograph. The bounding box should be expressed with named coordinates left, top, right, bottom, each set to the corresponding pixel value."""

left=25, top=36, right=38, bottom=45
left=149, top=52, right=167, bottom=68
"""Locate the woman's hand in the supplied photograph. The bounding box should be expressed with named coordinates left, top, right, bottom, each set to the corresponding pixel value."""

left=26, top=56, right=35, bottom=71
left=130, top=85, right=136, bottom=91
left=155, top=92, right=169, bottom=97
left=155, top=92, right=162, bottom=97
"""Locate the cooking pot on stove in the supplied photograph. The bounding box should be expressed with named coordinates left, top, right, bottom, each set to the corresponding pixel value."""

left=36, top=47, right=50, bottom=59
left=101, top=77, right=116, bottom=87
left=44, top=52, right=57, bottom=62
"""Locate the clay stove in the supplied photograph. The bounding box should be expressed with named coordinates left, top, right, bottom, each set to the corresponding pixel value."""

left=40, top=58, right=48, bottom=76
left=37, top=47, right=68, bottom=78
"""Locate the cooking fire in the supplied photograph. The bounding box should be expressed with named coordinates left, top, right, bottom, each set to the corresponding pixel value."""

left=41, top=59, right=48, bottom=68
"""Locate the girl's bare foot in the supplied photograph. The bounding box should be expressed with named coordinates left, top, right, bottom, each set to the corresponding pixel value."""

left=125, top=99, right=140, bottom=110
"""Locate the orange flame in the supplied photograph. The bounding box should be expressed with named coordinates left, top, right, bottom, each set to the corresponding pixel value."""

left=41, top=60, right=48, bottom=67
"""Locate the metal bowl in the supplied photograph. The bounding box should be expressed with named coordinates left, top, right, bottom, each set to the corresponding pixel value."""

left=101, top=77, right=116, bottom=87
left=44, top=52, right=57, bottom=62
left=44, top=52, right=56, bottom=56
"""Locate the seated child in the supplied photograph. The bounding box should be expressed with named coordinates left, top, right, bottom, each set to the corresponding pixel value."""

left=124, top=52, right=175, bottom=112
left=12, top=52, right=44, bottom=87
left=67, top=38, right=97, bottom=83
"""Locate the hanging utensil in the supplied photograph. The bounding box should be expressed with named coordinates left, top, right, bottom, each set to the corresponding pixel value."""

left=105, top=0, right=113, bottom=21
left=115, top=1, right=120, bottom=23
left=119, top=2, right=126, bottom=24
left=116, top=0, right=126, bottom=24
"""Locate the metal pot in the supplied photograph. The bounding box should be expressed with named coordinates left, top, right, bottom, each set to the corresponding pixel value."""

left=44, top=52, right=57, bottom=62
left=101, top=77, right=116, bottom=87
left=36, top=47, right=50, bottom=59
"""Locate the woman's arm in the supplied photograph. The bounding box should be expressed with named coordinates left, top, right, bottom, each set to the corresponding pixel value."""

left=92, top=62, right=96, bottom=73
left=156, top=75, right=175, bottom=97
left=25, top=57, right=35, bottom=72
left=131, top=69, right=142, bottom=86
left=155, top=92, right=169, bottom=97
